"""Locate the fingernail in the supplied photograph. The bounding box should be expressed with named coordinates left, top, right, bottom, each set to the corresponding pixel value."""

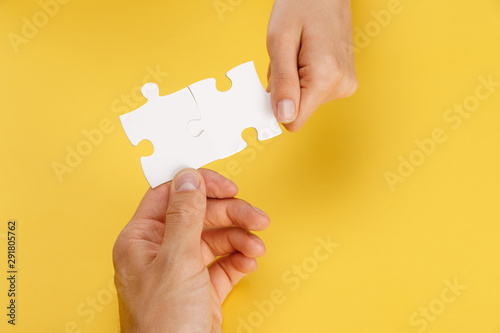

left=175, top=170, right=200, bottom=192
left=248, top=233, right=265, bottom=246
left=252, top=206, right=269, bottom=218
left=277, top=99, right=296, bottom=123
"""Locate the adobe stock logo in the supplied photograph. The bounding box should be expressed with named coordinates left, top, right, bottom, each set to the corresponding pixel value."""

left=236, top=236, right=340, bottom=332
left=352, top=0, right=404, bottom=54
left=213, top=0, right=244, bottom=21
left=7, top=0, right=72, bottom=54
left=55, top=269, right=131, bottom=333
left=400, top=278, right=467, bottom=333
left=385, top=74, right=499, bottom=192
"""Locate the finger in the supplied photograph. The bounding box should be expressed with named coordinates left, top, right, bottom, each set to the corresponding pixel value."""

left=198, top=168, right=238, bottom=199
left=201, top=227, right=266, bottom=264
left=266, top=63, right=271, bottom=92
left=286, top=83, right=331, bottom=132
left=209, top=253, right=258, bottom=303
left=205, top=198, right=270, bottom=231
left=132, top=182, right=172, bottom=222
left=159, top=168, right=207, bottom=258
left=133, top=169, right=237, bottom=221
left=288, top=63, right=355, bottom=132
left=284, top=40, right=340, bottom=132
left=267, top=26, right=301, bottom=125
left=284, top=26, right=358, bottom=132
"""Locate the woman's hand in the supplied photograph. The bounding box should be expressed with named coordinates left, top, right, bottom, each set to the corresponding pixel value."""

left=267, top=0, right=358, bottom=131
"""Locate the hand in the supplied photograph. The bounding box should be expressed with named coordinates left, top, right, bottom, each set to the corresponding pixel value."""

left=267, top=0, right=358, bottom=132
left=113, top=169, right=270, bottom=332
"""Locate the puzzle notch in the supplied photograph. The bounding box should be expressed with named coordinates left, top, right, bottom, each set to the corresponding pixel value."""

left=119, top=83, right=220, bottom=188
left=187, top=61, right=282, bottom=158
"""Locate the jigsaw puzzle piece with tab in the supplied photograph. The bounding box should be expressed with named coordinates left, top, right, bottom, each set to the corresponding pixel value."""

left=119, top=83, right=220, bottom=188
left=187, top=61, right=282, bottom=158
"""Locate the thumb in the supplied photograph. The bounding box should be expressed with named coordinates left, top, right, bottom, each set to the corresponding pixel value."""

left=267, top=33, right=301, bottom=125
left=161, top=168, right=206, bottom=258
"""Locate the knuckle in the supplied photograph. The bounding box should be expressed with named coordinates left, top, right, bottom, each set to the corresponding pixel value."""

left=167, top=198, right=203, bottom=221
left=112, top=234, right=128, bottom=265
left=324, top=61, right=343, bottom=86
left=316, top=55, right=358, bottom=98
left=348, top=78, right=359, bottom=95
left=266, top=30, right=279, bottom=45
left=338, top=75, right=359, bottom=98
left=273, top=72, right=298, bottom=89
left=267, top=29, right=293, bottom=48
left=323, top=55, right=342, bottom=72
left=308, top=59, right=343, bottom=90
left=112, top=241, right=122, bottom=263
left=330, top=70, right=344, bottom=86
left=327, top=58, right=342, bottom=74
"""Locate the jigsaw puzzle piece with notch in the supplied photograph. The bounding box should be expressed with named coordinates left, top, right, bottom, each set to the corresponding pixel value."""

left=119, top=83, right=220, bottom=188
left=187, top=61, right=282, bottom=158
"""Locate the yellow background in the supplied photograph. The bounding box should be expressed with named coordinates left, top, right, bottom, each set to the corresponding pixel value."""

left=1, top=0, right=500, bottom=332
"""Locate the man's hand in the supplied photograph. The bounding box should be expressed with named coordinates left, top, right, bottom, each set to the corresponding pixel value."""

left=267, top=0, right=358, bottom=132
left=113, top=169, right=270, bottom=332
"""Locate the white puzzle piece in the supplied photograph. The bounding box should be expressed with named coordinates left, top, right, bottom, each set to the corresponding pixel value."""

left=188, top=62, right=282, bottom=158
left=119, top=83, right=220, bottom=188
left=119, top=61, right=282, bottom=188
